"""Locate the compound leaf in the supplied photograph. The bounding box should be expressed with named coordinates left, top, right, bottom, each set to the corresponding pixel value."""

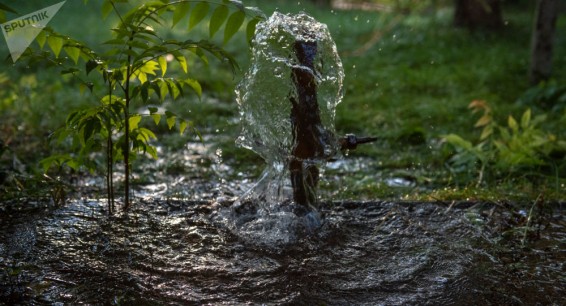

left=209, top=5, right=228, bottom=37
left=189, top=2, right=209, bottom=30
left=224, top=10, right=245, bottom=44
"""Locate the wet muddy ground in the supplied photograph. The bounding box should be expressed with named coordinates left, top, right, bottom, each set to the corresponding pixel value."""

left=1, top=196, right=564, bottom=305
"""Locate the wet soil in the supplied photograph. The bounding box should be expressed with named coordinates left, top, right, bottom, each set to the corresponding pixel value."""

left=1, top=198, right=564, bottom=305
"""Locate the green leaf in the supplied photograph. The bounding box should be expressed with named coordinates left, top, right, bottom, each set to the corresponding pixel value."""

left=224, top=10, right=245, bottom=44
left=474, top=114, right=491, bottom=128
left=140, top=83, right=149, bottom=102
left=175, top=54, right=188, bottom=73
left=86, top=59, right=99, bottom=75
left=508, top=115, right=518, bottom=133
left=40, top=155, right=56, bottom=172
left=36, top=30, right=47, bottom=49
left=158, top=55, right=167, bottom=77
left=184, top=78, right=202, bottom=98
left=139, top=60, right=159, bottom=75
left=189, top=2, right=209, bottom=30
left=194, top=127, right=203, bottom=143
left=64, top=46, right=81, bottom=64
left=67, top=159, right=81, bottom=171
left=150, top=81, right=162, bottom=101
left=166, top=115, right=176, bottom=129
left=129, top=115, right=142, bottom=130
left=209, top=5, right=229, bottom=38
left=520, top=108, right=531, bottom=129
left=101, top=0, right=113, bottom=19
left=47, top=35, right=64, bottom=58
left=145, top=144, right=158, bottom=159
left=499, top=126, right=511, bottom=141
left=133, top=61, right=158, bottom=84
left=479, top=124, right=493, bottom=141
left=174, top=79, right=185, bottom=98
left=246, top=18, right=260, bottom=43
left=190, top=47, right=208, bottom=65
left=138, top=127, right=157, bottom=141
left=172, top=1, right=191, bottom=27
left=137, top=72, right=148, bottom=84
left=67, top=110, right=82, bottom=126
left=101, top=94, right=121, bottom=105
left=158, top=79, right=169, bottom=99
left=151, top=113, right=161, bottom=125
left=179, top=119, right=188, bottom=135
left=443, top=134, right=472, bottom=150
left=166, top=79, right=181, bottom=99
left=83, top=118, right=101, bottom=144
left=40, top=154, right=72, bottom=173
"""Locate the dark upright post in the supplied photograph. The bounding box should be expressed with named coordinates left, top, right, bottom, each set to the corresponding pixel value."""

left=289, top=40, right=378, bottom=209
left=290, top=40, right=324, bottom=209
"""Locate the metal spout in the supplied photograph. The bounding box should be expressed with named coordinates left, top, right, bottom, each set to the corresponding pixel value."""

left=339, top=134, right=378, bottom=151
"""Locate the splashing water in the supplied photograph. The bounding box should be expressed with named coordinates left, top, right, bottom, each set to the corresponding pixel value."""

left=227, top=12, right=344, bottom=245
left=236, top=12, right=344, bottom=163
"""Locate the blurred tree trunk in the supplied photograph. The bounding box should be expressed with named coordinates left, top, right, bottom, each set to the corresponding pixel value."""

left=529, top=0, right=559, bottom=85
left=454, top=0, right=503, bottom=30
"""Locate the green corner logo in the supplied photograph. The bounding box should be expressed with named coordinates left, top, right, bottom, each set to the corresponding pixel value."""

left=1, top=1, right=66, bottom=63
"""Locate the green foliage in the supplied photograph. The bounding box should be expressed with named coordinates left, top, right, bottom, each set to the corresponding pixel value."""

left=517, top=80, right=566, bottom=112
left=0, top=3, right=17, bottom=23
left=19, top=0, right=264, bottom=211
left=443, top=100, right=566, bottom=186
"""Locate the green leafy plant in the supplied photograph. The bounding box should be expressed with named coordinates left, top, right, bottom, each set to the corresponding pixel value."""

left=443, top=100, right=566, bottom=186
left=517, top=80, right=566, bottom=112
left=20, top=0, right=263, bottom=213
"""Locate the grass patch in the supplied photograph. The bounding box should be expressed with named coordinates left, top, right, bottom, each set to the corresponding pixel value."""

left=1, top=1, right=565, bottom=203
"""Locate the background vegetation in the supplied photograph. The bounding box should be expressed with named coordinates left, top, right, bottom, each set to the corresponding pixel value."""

left=1, top=0, right=565, bottom=205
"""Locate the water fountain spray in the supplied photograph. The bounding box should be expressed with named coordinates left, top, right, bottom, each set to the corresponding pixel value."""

left=235, top=12, right=375, bottom=218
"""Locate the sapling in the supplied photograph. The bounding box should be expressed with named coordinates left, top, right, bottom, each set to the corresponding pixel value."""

left=20, top=0, right=263, bottom=213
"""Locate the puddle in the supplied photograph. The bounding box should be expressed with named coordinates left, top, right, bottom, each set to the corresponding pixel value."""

left=1, top=200, right=564, bottom=304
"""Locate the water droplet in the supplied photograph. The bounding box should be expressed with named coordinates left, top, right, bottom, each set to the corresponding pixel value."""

left=274, top=66, right=283, bottom=78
